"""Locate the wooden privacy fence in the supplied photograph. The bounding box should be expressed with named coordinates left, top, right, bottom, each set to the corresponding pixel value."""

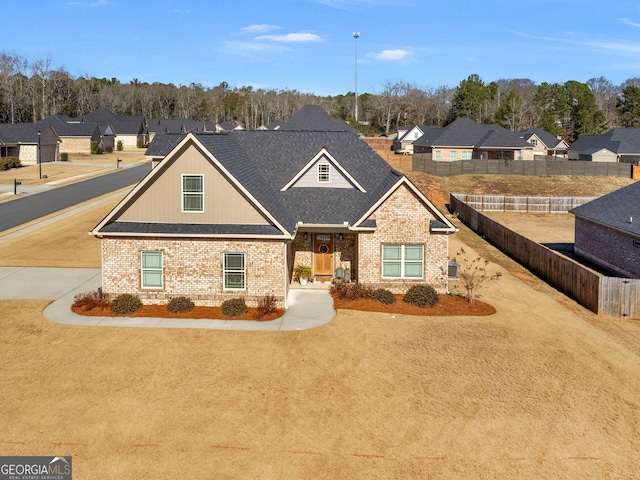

left=414, top=156, right=633, bottom=178
left=450, top=194, right=640, bottom=317
left=451, top=194, right=597, bottom=213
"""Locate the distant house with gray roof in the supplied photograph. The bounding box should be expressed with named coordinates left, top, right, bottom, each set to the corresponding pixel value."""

left=519, top=128, right=568, bottom=158
left=413, top=118, right=534, bottom=161
left=0, top=124, right=60, bottom=164
left=568, top=129, right=640, bottom=164
left=82, top=108, right=144, bottom=149
left=570, top=182, right=640, bottom=278
left=93, top=106, right=456, bottom=309
left=37, top=114, right=108, bottom=154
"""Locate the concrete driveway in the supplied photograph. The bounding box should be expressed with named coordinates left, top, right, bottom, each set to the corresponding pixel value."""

left=0, top=267, right=334, bottom=331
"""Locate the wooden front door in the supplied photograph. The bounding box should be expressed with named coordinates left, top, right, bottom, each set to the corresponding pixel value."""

left=314, top=233, right=333, bottom=276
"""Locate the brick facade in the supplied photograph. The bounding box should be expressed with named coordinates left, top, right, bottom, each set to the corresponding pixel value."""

left=60, top=137, right=92, bottom=154
left=574, top=217, right=640, bottom=278
left=357, top=183, right=449, bottom=293
left=102, top=237, right=288, bottom=307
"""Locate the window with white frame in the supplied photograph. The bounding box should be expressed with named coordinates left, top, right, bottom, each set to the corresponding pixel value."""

left=317, top=164, right=330, bottom=183
left=224, top=253, right=246, bottom=290
left=382, top=244, right=423, bottom=279
left=461, top=151, right=472, bottom=160
left=435, top=151, right=441, bottom=161
left=141, top=251, right=163, bottom=288
left=530, top=138, right=538, bottom=147
left=450, top=151, right=457, bottom=161
left=182, top=174, right=204, bottom=212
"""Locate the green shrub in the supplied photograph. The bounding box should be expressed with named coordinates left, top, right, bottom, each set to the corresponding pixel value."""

left=111, top=293, right=142, bottom=314
left=404, top=285, right=439, bottom=307
left=330, top=281, right=371, bottom=300
left=60, top=152, right=69, bottom=161
left=105, top=146, right=113, bottom=153
left=221, top=298, right=248, bottom=317
left=0, top=156, right=21, bottom=170
left=72, top=290, right=110, bottom=311
left=371, top=288, right=396, bottom=305
left=254, top=294, right=278, bottom=319
left=90, top=141, right=101, bottom=154
left=116, top=140, right=123, bottom=151
left=137, top=138, right=145, bottom=148
left=167, top=296, right=195, bottom=313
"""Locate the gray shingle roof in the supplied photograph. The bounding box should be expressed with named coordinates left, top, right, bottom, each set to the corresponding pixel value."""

left=0, top=123, right=46, bottom=144
left=37, top=115, right=100, bottom=136
left=570, top=181, right=640, bottom=236
left=280, top=105, right=358, bottom=133
left=413, top=118, right=531, bottom=149
left=519, top=128, right=562, bottom=149
left=111, top=129, right=408, bottom=236
left=569, top=128, right=640, bottom=155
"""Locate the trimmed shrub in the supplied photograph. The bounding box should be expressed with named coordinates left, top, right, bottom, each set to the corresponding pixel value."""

left=105, top=146, right=113, bottom=153
left=137, top=138, right=145, bottom=148
left=330, top=281, right=371, bottom=301
left=111, top=293, right=142, bottom=314
left=221, top=298, right=248, bottom=317
left=404, top=285, right=439, bottom=307
left=371, top=288, right=396, bottom=305
left=254, top=294, right=278, bottom=319
left=0, top=156, right=21, bottom=170
left=60, top=152, right=69, bottom=161
left=116, top=140, right=123, bottom=151
left=72, top=290, right=110, bottom=311
left=90, top=141, right=101, bottom=154
left=167, top=296, right=195, bottom=313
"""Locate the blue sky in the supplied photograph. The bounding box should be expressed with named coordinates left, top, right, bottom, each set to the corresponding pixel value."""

left=6, top=0, right=640, bottom=95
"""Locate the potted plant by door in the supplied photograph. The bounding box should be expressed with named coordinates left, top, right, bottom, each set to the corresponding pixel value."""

left=335, top=263, right=344, bottom=279
left=293, top=263, right=313, bottom=286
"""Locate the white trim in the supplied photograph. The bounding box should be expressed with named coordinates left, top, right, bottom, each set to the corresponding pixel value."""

left=181, top=173, right=204, bottom=213
left=381, top=244, right=424, bottom=279
left=223, top=252, right=246, bottom=291
left=280, top=148, right=366, bottom=192
left=317, top=163, right=330, bottom=183
left=140, top=250, right=164, bottom=289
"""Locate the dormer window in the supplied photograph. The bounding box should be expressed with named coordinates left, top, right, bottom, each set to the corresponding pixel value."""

left=318, top=164, right=330, bottom=183
left=530, top=139, right=538, bottom=147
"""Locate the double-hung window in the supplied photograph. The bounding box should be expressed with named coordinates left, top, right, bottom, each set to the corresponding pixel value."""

left=182, top=174, right=204, bottom=212
left=317, top=164, right=330, bottom=183
left=141, top=251, right=163, bottom=288
left=224, top=253, right=246, bottom=290
left=461, top=151, right=472, bottom=160
left=382, top=245, right=423, bottom=279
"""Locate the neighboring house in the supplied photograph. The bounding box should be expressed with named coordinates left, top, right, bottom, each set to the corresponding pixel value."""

left=0, top=124, right=60, bottom=164
left=519, top=128, right=568, bottom=158
left=82, top=108, right=144, bottom=148
left=568, top=128, right=640, bottom=164
left=37, top=114, right=107, bottom=154
left=91, top=106, right=457, bottom=309
left=392, top=125, right=434, bottom=153
left=146, top=118, right=215, bottom=142
left=413, top=118, right=534, bottom=161
left=570, top=182, right=640, bottom=278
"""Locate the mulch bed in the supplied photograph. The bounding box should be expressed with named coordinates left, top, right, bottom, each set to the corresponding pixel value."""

left=332, top=293, right=496, bottom=316
left=72, top=293, right=495, bottom=321
left=71, top=304, right=285, bottom=322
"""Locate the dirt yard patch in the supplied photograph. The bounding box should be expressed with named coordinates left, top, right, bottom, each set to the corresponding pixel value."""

left=482, top=211, right=576, bottom=244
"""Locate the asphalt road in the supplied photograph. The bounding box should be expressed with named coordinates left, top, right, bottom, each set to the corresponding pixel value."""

left=0, top=163, right=151, bottom=233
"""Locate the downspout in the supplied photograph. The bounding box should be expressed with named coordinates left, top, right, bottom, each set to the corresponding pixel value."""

left=283, top=242, right=288, bottom=309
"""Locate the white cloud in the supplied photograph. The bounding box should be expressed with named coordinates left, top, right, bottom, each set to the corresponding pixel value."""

left=620, top=18, right=640, bottom=28
left=368, top=49, right=412, bottom=61
left=241, top=24, right=281, bottom=34
left=219, top=41, right=289, bottom=56
left=254, top=33, right=323, bottom=43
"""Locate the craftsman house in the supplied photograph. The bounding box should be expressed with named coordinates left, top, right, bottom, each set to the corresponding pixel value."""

left=570, top=182, right=640, bottom=278
left=91, top=106, right=456, bottom=308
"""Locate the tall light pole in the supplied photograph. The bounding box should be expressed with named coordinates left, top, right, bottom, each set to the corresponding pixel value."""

left=37, top=130, right=42, bottom=179
left=353, top=31, right=360, bottom=123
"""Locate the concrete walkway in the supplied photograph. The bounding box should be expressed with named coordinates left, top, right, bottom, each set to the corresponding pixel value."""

left=0, top=267, right=335, bottom=331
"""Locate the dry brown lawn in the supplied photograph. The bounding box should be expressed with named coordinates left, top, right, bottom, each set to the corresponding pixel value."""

left=0, top=151, right=146, bottom=188
left=2, top=177, right=640, bottom=478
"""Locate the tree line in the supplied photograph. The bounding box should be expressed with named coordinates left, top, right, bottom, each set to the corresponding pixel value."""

left=3, top=52, right=640, bottom=141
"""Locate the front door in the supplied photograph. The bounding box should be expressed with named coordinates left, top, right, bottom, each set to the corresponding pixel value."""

left=314, top=233, right=333, bottom=276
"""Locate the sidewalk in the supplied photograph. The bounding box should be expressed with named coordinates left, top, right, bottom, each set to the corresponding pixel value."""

left=0, top=267, right=335, bottom=331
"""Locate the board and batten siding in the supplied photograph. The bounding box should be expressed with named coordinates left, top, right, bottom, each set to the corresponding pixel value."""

left=117, top=143, right=271, bottom=225
left=291, top=158, right=355, bottom=189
